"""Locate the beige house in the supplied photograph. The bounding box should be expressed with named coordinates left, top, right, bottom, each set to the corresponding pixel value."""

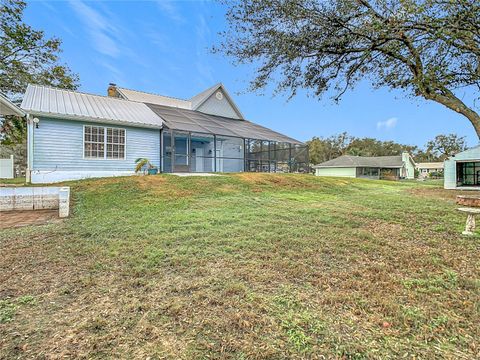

left=416, top=162, right=444, bottom=179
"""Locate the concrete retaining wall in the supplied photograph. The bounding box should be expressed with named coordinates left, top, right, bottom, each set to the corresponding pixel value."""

left=0, top=186, right=70, bottom=217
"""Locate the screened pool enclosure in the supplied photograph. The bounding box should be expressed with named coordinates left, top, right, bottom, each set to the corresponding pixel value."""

left=161, top=130, right=309, bottom=173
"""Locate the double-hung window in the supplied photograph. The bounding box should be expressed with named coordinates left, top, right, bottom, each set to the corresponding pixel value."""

left=84, top=125, right=125, bottom=159
left=106, top=128, right=125, bottom=159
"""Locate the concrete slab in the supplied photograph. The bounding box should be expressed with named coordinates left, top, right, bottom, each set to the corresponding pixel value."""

left=170, top=173, right=221, bottom=177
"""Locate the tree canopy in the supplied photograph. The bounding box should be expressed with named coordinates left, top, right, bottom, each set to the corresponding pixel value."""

left=0, top=0, right=79, bottom=99
left=0, top=0, right=79, bottom=147
left=217, top=0, right=480, bottom=137
left=306, top=132, right=465, bottom=164
left=425, top=133, right=467, bottom=160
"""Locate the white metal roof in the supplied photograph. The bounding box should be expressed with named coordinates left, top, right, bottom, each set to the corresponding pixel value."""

left=21, top=84, right=163, bottom=128
left=116, top=87, right=192, bottom=109
left=0, top=92, right=26, bottom=117
left=117, top=84, right=244, bottom=119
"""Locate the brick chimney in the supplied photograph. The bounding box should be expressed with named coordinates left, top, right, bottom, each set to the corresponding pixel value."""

left=107, top=83, right=119, bottom=97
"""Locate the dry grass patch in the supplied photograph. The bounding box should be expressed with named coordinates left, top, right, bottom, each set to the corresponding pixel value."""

left=0, top=174, right=479, bottom=359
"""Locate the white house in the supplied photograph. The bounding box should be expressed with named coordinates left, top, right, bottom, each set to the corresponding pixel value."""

left=416, top=162, right=444, bottom=179
left=313, top=152, right=416, bottom=180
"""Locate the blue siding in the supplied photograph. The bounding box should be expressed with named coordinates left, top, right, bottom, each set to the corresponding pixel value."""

left=444, top=159, right=455, bottom=189
left=33, top=117, right=160, bottom=171
left=444, top=146, right=480, bottom=189
left=197, top=89, right=241, bottom=119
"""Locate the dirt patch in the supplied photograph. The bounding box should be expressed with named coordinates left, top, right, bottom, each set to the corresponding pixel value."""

left=0, top=210, right=60, bottom=229
left=134, top=175, right=167, bottom=189
left=408, top=187, right=480, bottom=202
left=235, top=173, right=315, bottom=189
left=363, top=219, right=404, bottom=239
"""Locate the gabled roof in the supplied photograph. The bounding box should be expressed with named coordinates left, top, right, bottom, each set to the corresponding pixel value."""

left=147, top=103, right=303, bottom=144
left=18, top=84, right=303, bottom=144
left=116, top=87, right=191, bottom=109
left=117, top=83, right=245, bottom=120
left=21, top=84, right=163, bottom=128
left=189, top=83, right=244, bottom=119
left=313, top=155, right=404, bottom=168
left=0, top=92, right=26, bottom=117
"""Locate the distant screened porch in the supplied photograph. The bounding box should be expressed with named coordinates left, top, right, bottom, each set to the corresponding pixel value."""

left=456, top=161, right=480, bottom=187
left=356, top=167, right=401, bottom=180
left=161, top=129, right=309, bottom=173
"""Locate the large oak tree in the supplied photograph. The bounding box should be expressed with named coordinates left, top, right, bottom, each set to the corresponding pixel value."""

left=216, top=0, right=480, bottom=137
left=0, top=0, right=79, bottom=146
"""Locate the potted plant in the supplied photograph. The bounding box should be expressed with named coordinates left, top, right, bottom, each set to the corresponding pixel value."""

left=135, top=158, right=158, bottom=175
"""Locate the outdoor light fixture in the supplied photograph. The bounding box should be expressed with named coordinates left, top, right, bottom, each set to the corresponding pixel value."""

left=33, top=117, right=40, bottom=128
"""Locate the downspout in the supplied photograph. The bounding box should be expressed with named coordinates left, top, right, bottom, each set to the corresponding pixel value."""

left=26, top=114, right=34, bottom=183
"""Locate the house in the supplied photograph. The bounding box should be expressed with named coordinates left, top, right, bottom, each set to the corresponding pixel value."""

left=416, top=162, right=444, bottom=179
left=444, top=146, right=480, bottom=189
left=313, top=153, right=415, bottom=179
left=0, top=83, right=308, bottom=183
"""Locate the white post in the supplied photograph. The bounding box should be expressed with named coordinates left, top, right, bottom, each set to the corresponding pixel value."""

left=10, top=155, right=14, bottom=178
left=58, top=187, right=70, bottom=218
left=26, top=117, right=34, bottom=183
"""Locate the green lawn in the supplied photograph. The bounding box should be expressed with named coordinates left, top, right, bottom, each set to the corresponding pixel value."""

left=0, top=176, right=26, bottom=185
left=1, top=174, right=479, bottom=359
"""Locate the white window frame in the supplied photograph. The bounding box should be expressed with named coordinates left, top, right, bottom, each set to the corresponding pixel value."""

left=83, top=125, right=126, bottom=160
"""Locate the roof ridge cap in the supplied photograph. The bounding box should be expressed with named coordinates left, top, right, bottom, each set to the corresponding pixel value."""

left=26, top=84, right=147, bottom=105
left=117, top=86, right=191, bottom=103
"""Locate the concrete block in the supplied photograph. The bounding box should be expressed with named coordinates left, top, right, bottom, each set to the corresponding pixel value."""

left=58, top=187, right=70, bottom=218
left=33, top=187, right=60, bottom=210
left=0, top=188, right=15, bottom=211
left=13, top=187, right=34, bottom=211
left=0, top=186, right=70, bottom=218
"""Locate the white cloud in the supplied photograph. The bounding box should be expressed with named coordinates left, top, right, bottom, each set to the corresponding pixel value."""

left=68, top=0, right=121, bottom=57
left=377, top=117, right=398, bottom=130
left=156, top=0, right=185, bottom=23
left=194, top=14, right=214, bottom=86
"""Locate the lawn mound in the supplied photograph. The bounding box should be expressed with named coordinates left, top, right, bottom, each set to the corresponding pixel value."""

left=1, top=174, right=478, bottom=359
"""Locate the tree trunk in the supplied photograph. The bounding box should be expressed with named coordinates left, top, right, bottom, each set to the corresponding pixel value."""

left=426, top=92, right=480, bottom=139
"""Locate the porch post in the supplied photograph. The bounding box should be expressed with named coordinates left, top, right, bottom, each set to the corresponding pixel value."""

left=214, top=134, right=217, bottom=172
left=160, top=129, right=163, bottom=173
left=26, top=116, right=34, bottom=183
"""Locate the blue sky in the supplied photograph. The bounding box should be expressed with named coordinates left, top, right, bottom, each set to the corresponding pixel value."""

left=25, top=0, right=479, bottom=147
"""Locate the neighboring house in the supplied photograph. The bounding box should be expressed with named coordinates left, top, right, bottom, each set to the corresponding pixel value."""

left=313, top=153, right=415, bottom=180
left=444, top=146, right=480, bottom=190
left=0, top=83, right=308, bottom=183
left=416, top=162, right=444, bottom=179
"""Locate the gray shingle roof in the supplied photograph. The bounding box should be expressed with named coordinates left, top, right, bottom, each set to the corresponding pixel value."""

left=21, top=84, right=163, bottom=128
left=147, top=103, right=303, bottom=144
left=314, top=155, right=404, bottom=168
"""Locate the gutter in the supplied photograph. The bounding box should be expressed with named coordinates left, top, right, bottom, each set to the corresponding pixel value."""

left=23, top=110, right=164, bottom=129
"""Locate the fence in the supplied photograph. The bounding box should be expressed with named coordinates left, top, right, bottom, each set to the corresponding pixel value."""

left=0, top=155, right=14, bottom=179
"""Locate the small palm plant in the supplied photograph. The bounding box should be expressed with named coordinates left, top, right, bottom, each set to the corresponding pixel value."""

left=135, top=158, right=157, bottom=174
